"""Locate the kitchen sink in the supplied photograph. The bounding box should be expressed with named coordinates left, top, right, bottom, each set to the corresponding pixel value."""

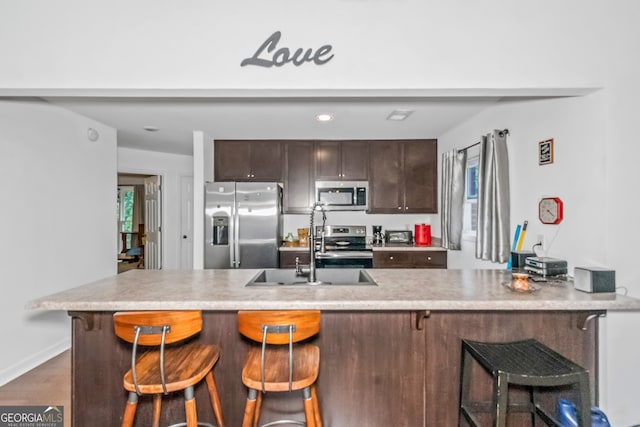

left=245, top=268, right=377, bottom=286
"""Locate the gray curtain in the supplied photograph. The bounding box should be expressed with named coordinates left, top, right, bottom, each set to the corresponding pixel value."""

left=441, top=149, right=467, bottom=250
left=475, top=130, right=510, bottom=263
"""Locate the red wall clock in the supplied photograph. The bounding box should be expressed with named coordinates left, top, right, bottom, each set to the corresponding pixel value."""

left=538, top=197, right=563, bottom=224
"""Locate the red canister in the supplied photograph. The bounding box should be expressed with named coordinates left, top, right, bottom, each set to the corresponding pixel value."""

left=414, top=224, right=432, bottom=246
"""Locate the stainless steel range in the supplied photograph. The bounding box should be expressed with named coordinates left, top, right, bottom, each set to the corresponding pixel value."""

left=314, top=225, right=373, bottom=268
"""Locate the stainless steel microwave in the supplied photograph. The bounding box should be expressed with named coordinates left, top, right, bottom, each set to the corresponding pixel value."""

left=315, top=181, right=368, bottom=211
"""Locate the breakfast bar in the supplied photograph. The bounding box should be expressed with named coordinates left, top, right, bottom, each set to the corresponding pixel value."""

left=28, top=269, right=640, bottom=426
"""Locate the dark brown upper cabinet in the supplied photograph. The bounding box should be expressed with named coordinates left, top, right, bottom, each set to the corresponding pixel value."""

left=314, top=140, right=369, bottom=181
left=214, top=140, right=283, bottom=181
left=283, top=141, right=315, bottom=213
left=368, top=139, right=437, bottom=214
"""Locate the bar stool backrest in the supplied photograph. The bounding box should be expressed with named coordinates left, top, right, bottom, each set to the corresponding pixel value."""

left=238, top=310, right=320, bottom=344
left=113, top=310, right=203, bottom=395
left=114, top=310, right=203, bottom=345
left=238, top=310, right=321, bottom=392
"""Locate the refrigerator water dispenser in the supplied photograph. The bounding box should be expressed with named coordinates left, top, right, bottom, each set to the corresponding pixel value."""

left=212, top=216, right=229, bottom=245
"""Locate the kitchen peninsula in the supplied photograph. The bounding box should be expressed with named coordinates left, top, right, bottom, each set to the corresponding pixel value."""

left=28, top=269, right=640, bottom=427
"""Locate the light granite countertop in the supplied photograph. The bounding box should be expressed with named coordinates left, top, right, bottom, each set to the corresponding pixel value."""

left=26, top=269, right=640, bottom=312
left=367, top=244, right=446, bottom=251
left=279, top=246, right=446, bottom=251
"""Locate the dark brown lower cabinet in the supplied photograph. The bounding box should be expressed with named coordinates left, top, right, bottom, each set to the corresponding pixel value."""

left=373, top=250, right=447, bottom=268
left=278, top=250, right=310, bottom=268
left=69, top=310, right=599, bottom=426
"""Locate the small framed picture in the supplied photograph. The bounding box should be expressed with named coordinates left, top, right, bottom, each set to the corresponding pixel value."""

left=539, top=139, right=554, bottom=165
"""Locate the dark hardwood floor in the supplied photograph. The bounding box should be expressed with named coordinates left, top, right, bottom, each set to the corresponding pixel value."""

left=0, top=350, right=71, bottom=427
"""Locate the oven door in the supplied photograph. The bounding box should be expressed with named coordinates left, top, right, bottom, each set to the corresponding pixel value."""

left=315, top=251, right=373, bottom=269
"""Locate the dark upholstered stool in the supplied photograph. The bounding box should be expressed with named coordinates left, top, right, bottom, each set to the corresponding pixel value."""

left=459, top=339, right=591, bottom=427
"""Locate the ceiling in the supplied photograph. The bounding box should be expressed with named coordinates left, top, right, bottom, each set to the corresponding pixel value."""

left=40, top=95, right=504, bottom=156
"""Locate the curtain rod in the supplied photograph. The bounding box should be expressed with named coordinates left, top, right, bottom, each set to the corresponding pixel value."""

left=459, top=129, right=509, bottom=151
left=460, top=141, right=480, bottom=152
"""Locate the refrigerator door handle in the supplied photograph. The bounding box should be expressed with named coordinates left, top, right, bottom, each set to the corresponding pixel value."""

left=228, top=209, right=236, bottom=268
left=233, top=207, right=240, bottom=268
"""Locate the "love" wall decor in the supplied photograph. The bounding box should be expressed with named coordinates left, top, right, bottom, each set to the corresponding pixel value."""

left=241, top=31, right=334, bottom=68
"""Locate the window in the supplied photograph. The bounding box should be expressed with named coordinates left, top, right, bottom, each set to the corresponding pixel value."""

left=118, top=186, right=135, bottom=248
left=466, top=160, right=478, bottom=201
left=462, top=149, right=479, bottom=236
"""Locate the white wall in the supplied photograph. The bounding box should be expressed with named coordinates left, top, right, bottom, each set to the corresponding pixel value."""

left=439, top=93, right=607, bottom=271
left=117, top=147, right=193, bottom=270
left=0, top=1, right=605, bottom=92
left=0, top=99, right=116, bottom=385
left=600, top=2, right=640, bottom=423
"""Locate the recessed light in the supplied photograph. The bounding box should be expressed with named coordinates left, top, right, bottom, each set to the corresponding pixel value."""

left=315, top=113, right=334, bottom=122
left=387, top=110, right=413, bottom=121
left=143, top=126, right=160, bottom=132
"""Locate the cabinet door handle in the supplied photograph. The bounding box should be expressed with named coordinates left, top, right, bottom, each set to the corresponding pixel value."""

left=405, top=206, right=409, bottom=210
left=389, top=256, right=394, bottom=260
left=397, top=206, right=402, bottom=210
left=427, top=256, right=431, bottom=261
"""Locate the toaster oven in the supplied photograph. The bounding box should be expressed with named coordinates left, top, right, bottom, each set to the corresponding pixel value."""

left=384, top=230, right=413, bottom=245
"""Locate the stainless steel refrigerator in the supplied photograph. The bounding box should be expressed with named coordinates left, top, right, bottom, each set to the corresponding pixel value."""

left=204, top=182, right=282, bottom=269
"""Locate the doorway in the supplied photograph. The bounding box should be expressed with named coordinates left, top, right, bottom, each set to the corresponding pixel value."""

left=180, top=175, right=194, bottom=270
left=117, top=173, right=163, bottom=271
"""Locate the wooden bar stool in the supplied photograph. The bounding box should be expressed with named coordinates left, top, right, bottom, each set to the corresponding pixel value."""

left=237, top=310, right=322, bottom=427
left=458, top=338, right=591, bottom=427
left=113, top=310, right=225, bottom=427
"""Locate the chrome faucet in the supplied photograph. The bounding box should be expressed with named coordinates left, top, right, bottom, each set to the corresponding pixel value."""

left=307, top=201, right=327, bottom=284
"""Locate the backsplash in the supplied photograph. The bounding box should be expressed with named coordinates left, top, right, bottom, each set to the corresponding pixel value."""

left=282, top=212, right=438, bottom=240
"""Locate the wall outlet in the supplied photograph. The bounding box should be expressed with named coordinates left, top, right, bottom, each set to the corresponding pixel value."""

left=537, top=234, right=545, bottom=251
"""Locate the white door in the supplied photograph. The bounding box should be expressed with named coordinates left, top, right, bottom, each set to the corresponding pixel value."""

left=180, top=175, right=194, bottom=270
left=144, top=175, right=162, bottom=269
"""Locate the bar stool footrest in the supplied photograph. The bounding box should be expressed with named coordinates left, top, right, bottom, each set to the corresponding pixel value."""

left=260, top=420, right=306, bottom=426
left=168, top=422, right=217, bottom=427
